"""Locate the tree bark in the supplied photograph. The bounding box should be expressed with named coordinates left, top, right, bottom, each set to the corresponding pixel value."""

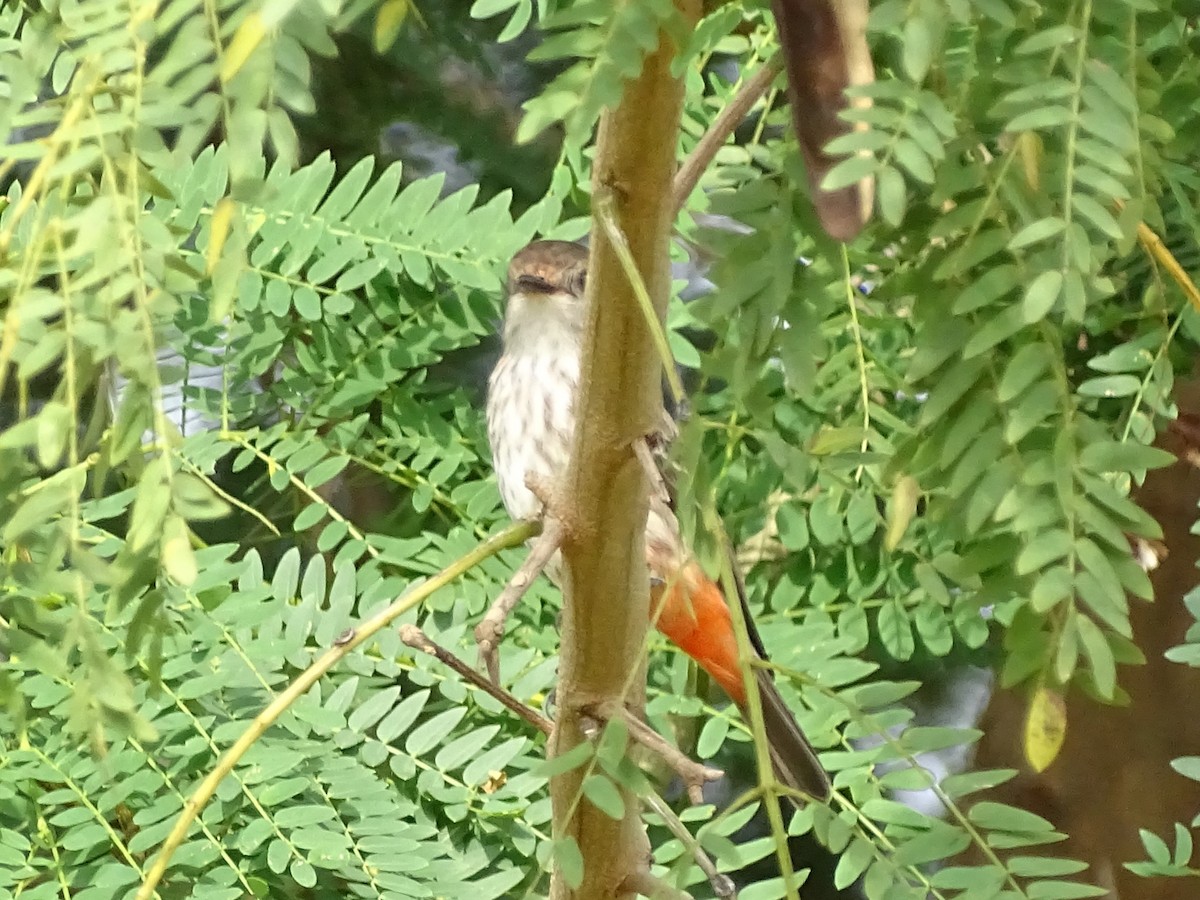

left=547, top=3, right=701, bottom=897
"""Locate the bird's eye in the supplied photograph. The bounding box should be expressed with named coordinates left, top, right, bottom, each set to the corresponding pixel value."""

left=515, top=274, right=556, bottom=294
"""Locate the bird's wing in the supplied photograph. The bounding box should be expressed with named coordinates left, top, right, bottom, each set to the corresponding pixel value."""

left=645, top=405, right=771, bottom=663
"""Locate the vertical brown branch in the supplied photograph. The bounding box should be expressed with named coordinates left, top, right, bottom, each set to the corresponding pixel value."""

left=547, top=1, right=702, bottom=897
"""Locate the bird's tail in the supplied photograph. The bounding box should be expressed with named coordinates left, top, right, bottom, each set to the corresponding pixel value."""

left=741, top=667, right=831, bottom=801
left=650, top=564, right=830, bottom=801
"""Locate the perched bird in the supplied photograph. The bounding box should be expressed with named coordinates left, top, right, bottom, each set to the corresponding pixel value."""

left=486, top=239, right=831, bottom=801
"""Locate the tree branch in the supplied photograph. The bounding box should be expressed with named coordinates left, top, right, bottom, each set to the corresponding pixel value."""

left=548, top=1, right=702, bottom=896
left=583, top=701, right=723, bottom=804
left=671, top=57, right=783, bottom=218
left=401, top=625, right=554, bottom=735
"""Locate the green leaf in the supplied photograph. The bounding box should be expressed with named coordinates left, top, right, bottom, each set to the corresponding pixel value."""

left=1077, top=374, right=1142, bottom=398
left=552, top=836, right=584, bottom=889
left=969, top=801, right=1056, bottom=833
left=878, top=765, right=935, bottom=791
left=860, top=798, right=930, bottom=828
left=582, top=774, right=625, bottom=819
left=902, top=17, right=933, bottom=81
left=595, top=717, right=629, bottom=772
left=901, top=726, right=979, bottom=753
left=535, top=740, right=595, bottom=778
left=1174, top=822, right=1194, bottom=867
left=914, top=603, right=953, bottom=656
left=821, top=154, right=877, bottom=192
left=349, top=686, right=402, bottom=733
left=1171, top=756, right=1200, bottom=782
left=877, top=600, right=915, bottom=661
left=1022, top=270, right=1063, bottom=322
left=470, top=0, right=518, bottom=18
left=833, top=836, right=874, bottom=889
left=930, top=866, right=1007, bottom=891
left=1031, top=566, right=1073, bottom=612
left=435, top=725, right=501, bottom=771
left=1008, top=856, right=1090, bottom=877
left=1016, top=25, right=1080, bottom=55
left=941, top=768, right=1018, bottom=798
left=1072, top=193, right=1123, bottom=239
left=877, top=165, right=907, bottom=227
left=405, top=707, right=468, bottom=756
left=1006, top=106, right=1073, bottom=132
left=963, top=304, right=1026, bottom=358
left=128, top=457, right=173, bottom=552
left=696, top=714, right=730, bottom=758
left=1026, top=882, right=1108, bottom=899
left=1004, top=381, right=1060, bottom=444
left=892, top=824, right=970, bottom=867
left=894, top=137, right=935, bottom=183
left=776, top=502, right=810, bottom=551
left=4, top=467, right=86, bottom=542
left=462, top=736, right=528, bottom=787
left=1078, top=440, right=1174, bottom=473
left=1009, top=217, right=1066, bottom=251
left=1076, top=614, right=1116, bottom=699
left=36, top=401, right=71, bottom=468
left=998, top=342, right=1054, bottom=402
left=1016, top=530, right=1072, bottom=574
left=1139, top=828, right=1172, bottom=864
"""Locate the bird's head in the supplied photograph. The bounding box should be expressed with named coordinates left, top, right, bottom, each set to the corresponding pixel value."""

left=502, top=240, right=589, bottom=347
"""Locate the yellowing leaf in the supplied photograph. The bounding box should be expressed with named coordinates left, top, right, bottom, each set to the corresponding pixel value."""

left=220, top=13, right=267, bottom=83
left=1024, top=685, right=1066, bottom=773
left=885, top=475, right=920, bottom=551
left=206, top=197, right=236, bottom=275
left=808, top=425, right=865, bottom=456
left=374, top=0, right=409, bottom=53
left=161, top=515, right=198, bottom=586
left=36, top=401, right=71, bottom=469
left=1016, top=131, right=1043, bottom=192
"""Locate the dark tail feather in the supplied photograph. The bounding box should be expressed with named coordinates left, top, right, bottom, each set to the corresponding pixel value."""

left=742, top=668, right=831, bottom=801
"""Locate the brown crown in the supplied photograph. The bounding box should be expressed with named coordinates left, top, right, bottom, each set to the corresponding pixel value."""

left=507, top=240, right=588, bottom=297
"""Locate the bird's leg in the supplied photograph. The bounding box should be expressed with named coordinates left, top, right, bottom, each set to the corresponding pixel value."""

left=582, top=700, right=723, bottom=805
left=633, top=435, right=671, bottom=504
left=618, top=869, right=694, bottom=900
left=474, top=473, right=565, bottom=683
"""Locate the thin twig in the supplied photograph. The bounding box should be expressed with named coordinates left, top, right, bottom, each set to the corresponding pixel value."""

left=641, top=792, right=738, bottom=900
left=400, top=625, right=553, bottom=735
left=475, top=517, right=562, bottom=683
left=671, top=56, right=783, bottom=217
left=585, top=701, right=723, bottom=805
left=595, top=192, right=687, bottom=406
left=135, top=520, right=538, bottom=900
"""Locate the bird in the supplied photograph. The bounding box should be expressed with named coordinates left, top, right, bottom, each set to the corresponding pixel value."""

left=486, top=238, right=831, bottom=801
